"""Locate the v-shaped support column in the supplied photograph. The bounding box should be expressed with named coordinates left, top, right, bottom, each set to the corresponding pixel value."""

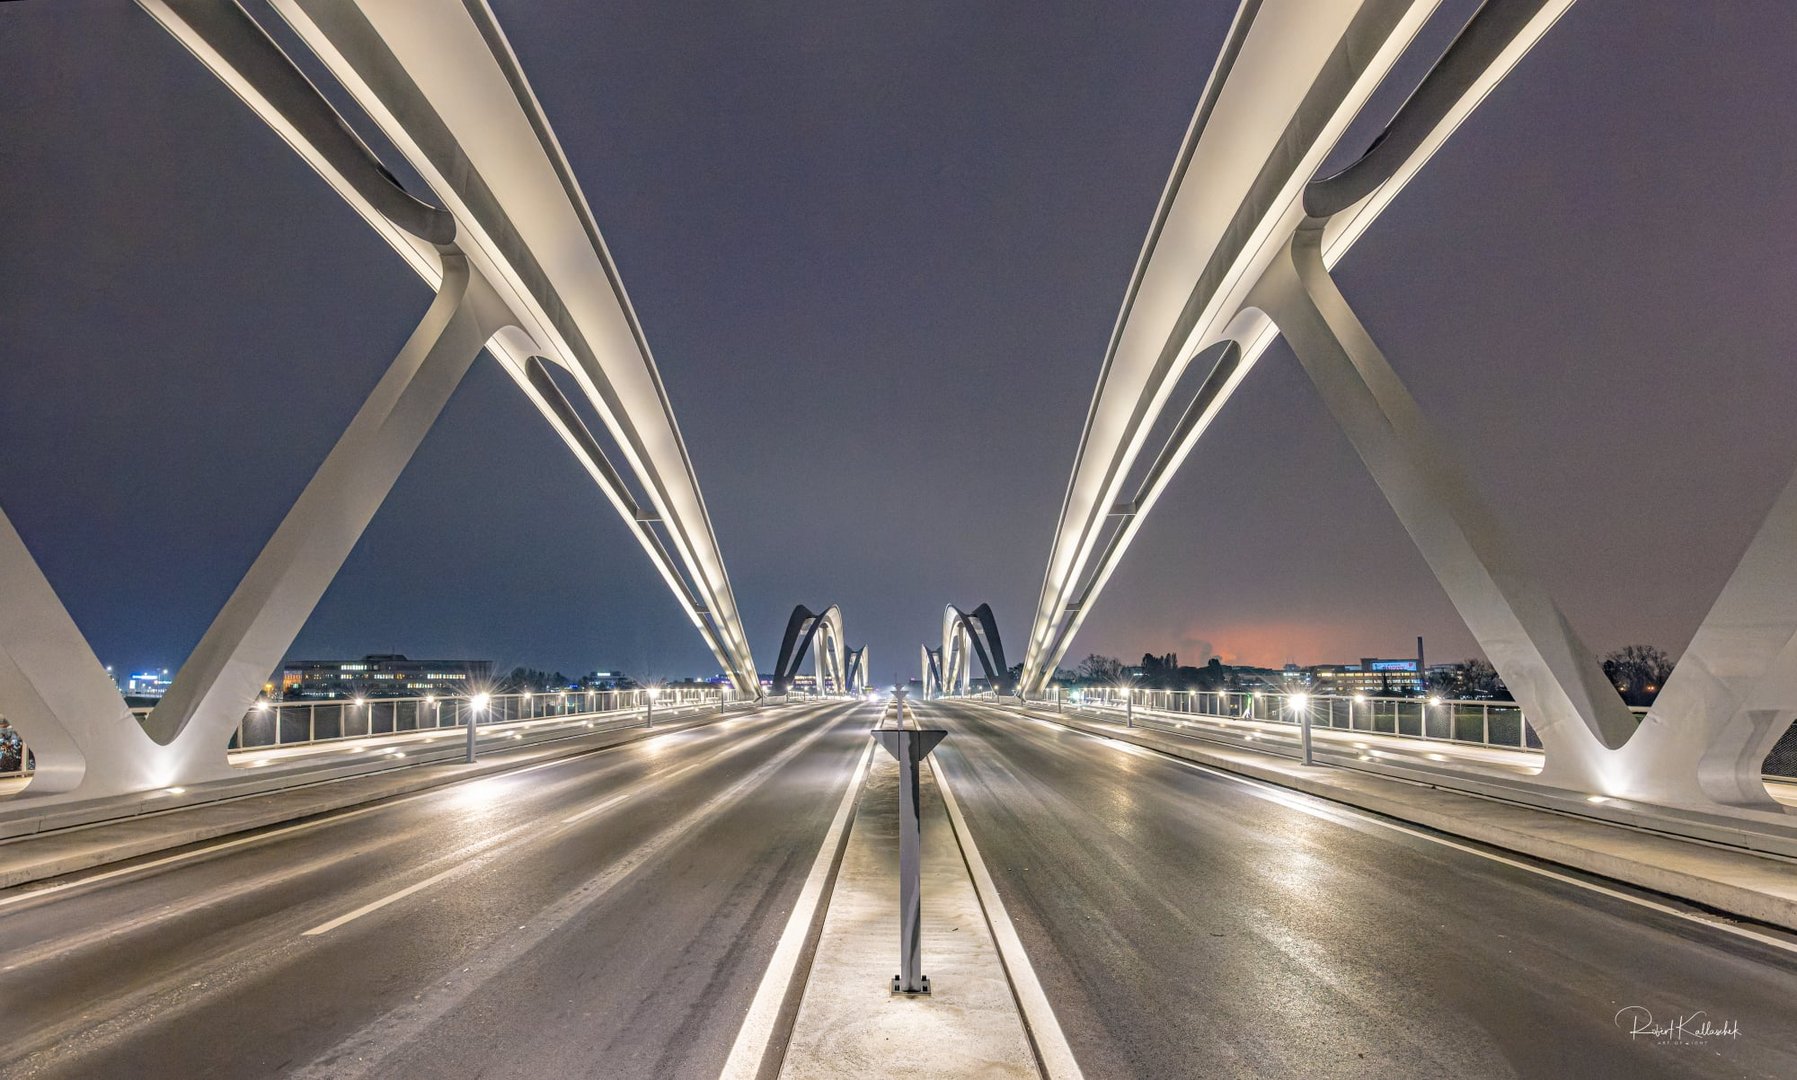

left=139, top=251, right=517, bottom=783
left=1248, top=223, right=1637, bottom=796
left=1611, top=468, right=1797, bottom=811
left=0, top=509, right=167, bottom=795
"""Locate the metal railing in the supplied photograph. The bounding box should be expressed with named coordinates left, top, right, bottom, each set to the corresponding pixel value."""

left=0, top=686, right=747, bottom=781
left=1071, top=688, right=1542, bottom=748
left=1051, top=687, right=1797, bottom=780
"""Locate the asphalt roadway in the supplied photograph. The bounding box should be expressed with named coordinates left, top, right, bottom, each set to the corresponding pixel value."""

left=0, top=700, right=872, bottom=1080
left=923, top=699, right=1797, bottom=1080
left=6, top=694, right=1797, bottom=1079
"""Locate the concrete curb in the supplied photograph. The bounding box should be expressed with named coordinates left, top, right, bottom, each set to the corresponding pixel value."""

left=0, top=709, right=751, bottom=891
left=1021, top=708, right=1797, bottom=935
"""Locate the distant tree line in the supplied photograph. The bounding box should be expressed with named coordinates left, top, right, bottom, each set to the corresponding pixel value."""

left=491, top=667, right=649, bottom=694
left=498, top=667, right=575, bottom=693
left=1046, top=652, right=1265, bottom=692
left=1052, top=643, right=1679, bottom=706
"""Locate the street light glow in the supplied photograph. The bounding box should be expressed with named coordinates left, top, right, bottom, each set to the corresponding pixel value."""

left=471, top=692, right=491, bottom=713
left=1290, top=693, right=1309, bottom=711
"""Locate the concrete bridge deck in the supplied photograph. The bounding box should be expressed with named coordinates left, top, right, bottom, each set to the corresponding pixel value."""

left=3, top=696, right=1794, bottom=1079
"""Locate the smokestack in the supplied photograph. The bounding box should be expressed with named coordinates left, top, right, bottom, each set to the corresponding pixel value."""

left=1416, top=636, right=1426, bottom=690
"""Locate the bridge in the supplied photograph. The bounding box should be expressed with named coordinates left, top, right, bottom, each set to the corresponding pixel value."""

left=2, top=2, right=1795, bottom=1078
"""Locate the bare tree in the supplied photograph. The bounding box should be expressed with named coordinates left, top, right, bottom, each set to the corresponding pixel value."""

left=1424, top=658, right=1504, bottom=699
left=1601, top=645, right=1675, bottom=706
left=1076, top=654, right=1124, bottom=684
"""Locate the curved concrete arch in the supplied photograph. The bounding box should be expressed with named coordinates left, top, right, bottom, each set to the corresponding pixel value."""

left=921, top=645, right=945, bottom=699
left=933, top=604, right=1014, bottom=698
left=771, top=605, right=849, bottom=696
left=843, top=646, right=870, bottom=695
left=1022, top=0, right=1797, bottom=814
left=1023, top=0, right=1447, bottom=696
left=0, top=0, right=765, bottom=801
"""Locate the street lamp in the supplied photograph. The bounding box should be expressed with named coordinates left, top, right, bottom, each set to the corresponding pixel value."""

left=467, top=691, right=490, bottom=763
left=1291, top=692, right=1314, bottom=766
left=646, top=684, right=662, bottom=728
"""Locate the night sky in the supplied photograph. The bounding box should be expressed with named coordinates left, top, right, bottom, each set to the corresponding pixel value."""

left=3, top=2, right=1796, bottom=684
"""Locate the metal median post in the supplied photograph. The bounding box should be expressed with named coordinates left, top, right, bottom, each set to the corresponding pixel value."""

left=872, top=723, right=947, bottom=995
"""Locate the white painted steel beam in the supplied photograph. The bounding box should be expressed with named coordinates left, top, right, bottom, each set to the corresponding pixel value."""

left=257, top=0, right=758, bottom=693
left=144, top=252, right=516, bottom=754
left=135, top=0, right=759, bottom=693
left=1246, top=223, right=1637, bottom=792
left=1022, top=0, right=1444, bottom=693
left=1024, top=0, right=1797, bottom=814
left=0, top=0, right=765, bottom=799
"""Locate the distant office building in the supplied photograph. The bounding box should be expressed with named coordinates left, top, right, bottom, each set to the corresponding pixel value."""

left=280, top=655, right=493, bottom=699
left=124, top=669, right=173, bottom=700
left=1310, top=658, right=1422, bottom=696
left=581, top=670, right=638, bottom=691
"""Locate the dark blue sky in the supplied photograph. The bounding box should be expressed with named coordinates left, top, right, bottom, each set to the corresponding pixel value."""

left=3, top=2, right=1796, bottom=682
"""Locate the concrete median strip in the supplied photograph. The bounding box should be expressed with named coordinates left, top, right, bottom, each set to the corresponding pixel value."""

left=774, top=749, right=1043, bottom=1079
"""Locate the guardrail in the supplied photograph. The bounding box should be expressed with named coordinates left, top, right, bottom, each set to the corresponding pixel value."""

left=1050, top=687, right=1797, bottom=780
left=0, top=686, right=747, bottom=782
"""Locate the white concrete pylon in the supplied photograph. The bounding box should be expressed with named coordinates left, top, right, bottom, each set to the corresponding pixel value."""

left=940, top=607, right=975, bottom=698
left=264, top=0, right=761, bottom=691
left=0, top=251, right=515, bottom=800
left=1247, top=223, right=1636, bottom=794
left=144, top=252, right=518, bottom=768
left=140, top=0, right=762, bottom=694
left=812, top=607, right=846, bottom=695
left=1614, top=468, right=1797, bottom=811
left=1018, top=0, right=1440, bottom=694
left=0, top=509, right=175, bottom=795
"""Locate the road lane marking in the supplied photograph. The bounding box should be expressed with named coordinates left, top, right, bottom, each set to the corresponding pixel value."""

left=0, top=704, right=828, bottom=914
left=286, top=710, right=858, bottom=1080
left=932, top=751, right=1085, bottom=1080
left=300, top=713, right=820, bottom=936
left=970, top=701, right=1797, bottom=959
left=719, top=736, right=876, bottom=1080
left=302, top=863, right=466, bottom=936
